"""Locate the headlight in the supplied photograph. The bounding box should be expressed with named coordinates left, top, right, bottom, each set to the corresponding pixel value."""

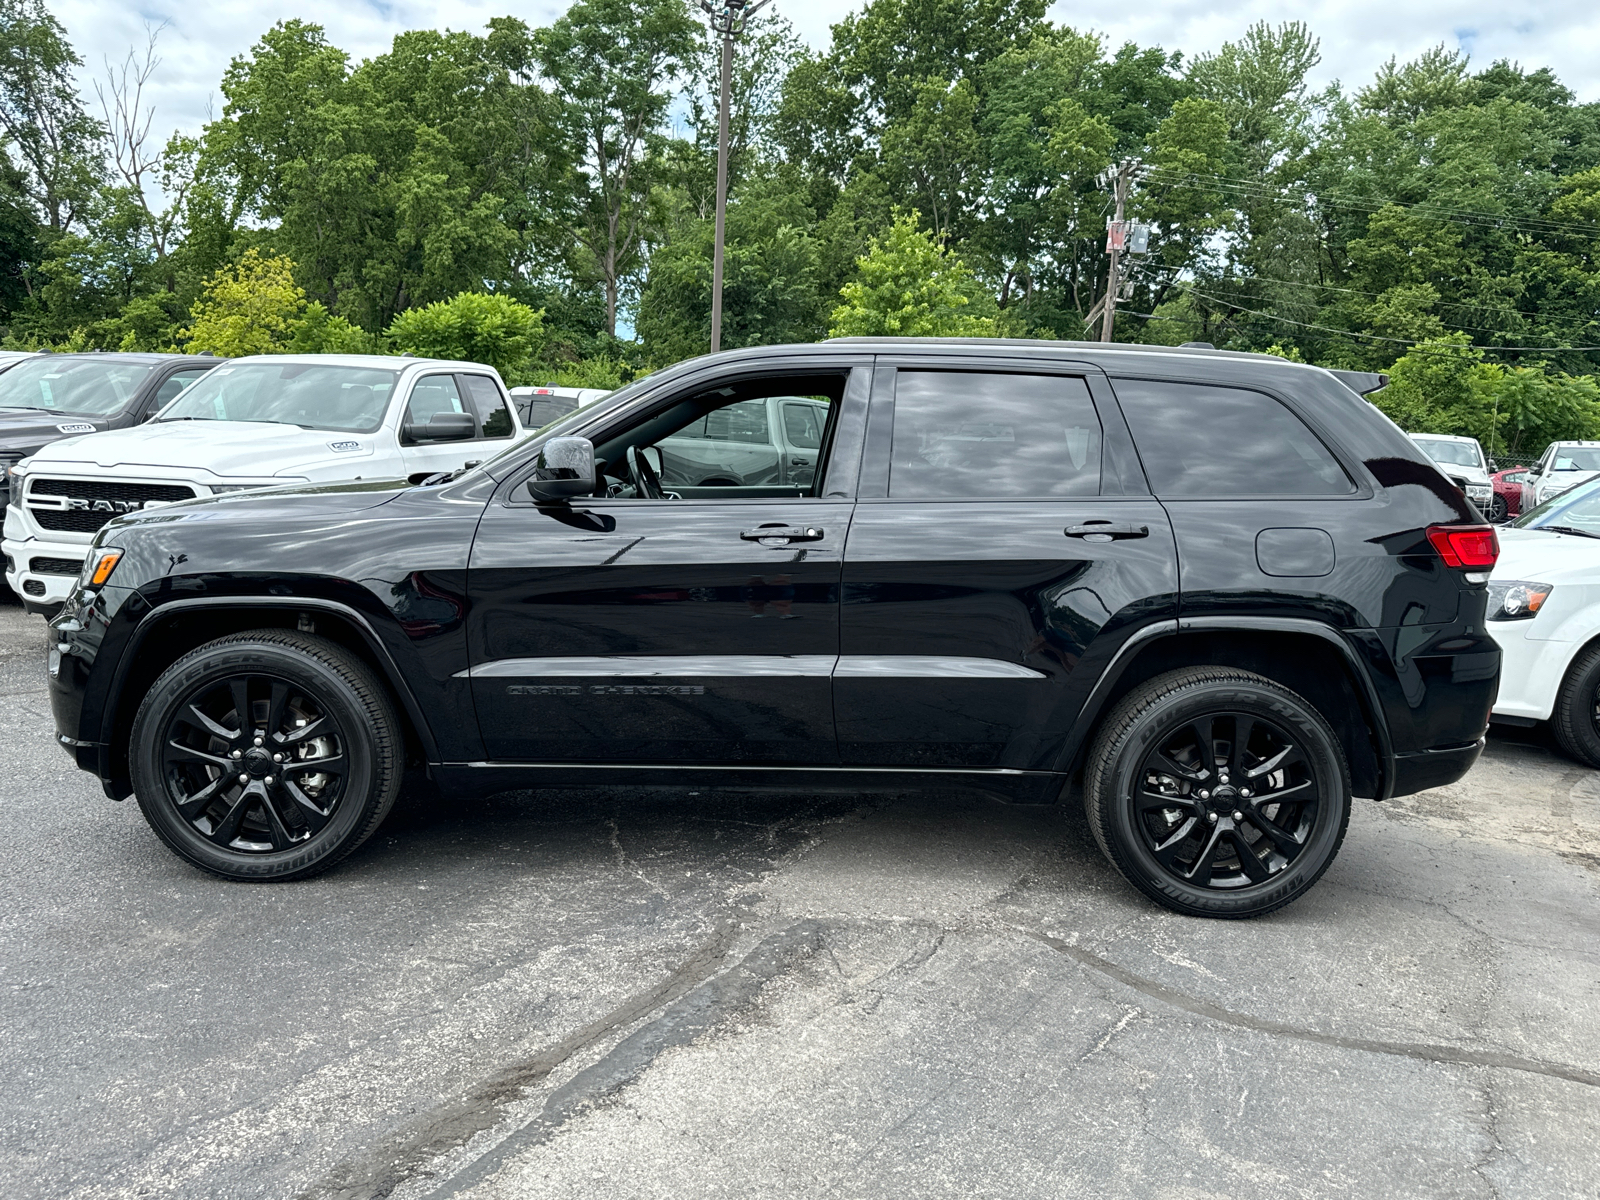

left=1486, top=580, right=1552, bottom=621
left=208, top=483, right=274, bottom=495
left=5, top=462, right=24, bottom=509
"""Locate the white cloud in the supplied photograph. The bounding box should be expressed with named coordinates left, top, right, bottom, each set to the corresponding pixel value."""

left=50, top=0, right=1600, bottom=147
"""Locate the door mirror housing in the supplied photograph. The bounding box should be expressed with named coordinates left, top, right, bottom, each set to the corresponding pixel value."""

left=527, top=436, right=597, bottom=502
left=404, top=411, right=476, bottom=442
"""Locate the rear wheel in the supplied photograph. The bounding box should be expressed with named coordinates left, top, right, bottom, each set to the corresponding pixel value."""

left=1551, top=646, right=1600, bottom=769
left=1084, top=668, right=1351, bottom=918
left=129, top=630, right=403, bottom=880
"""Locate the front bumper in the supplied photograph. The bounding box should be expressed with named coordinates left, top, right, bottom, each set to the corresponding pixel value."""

left=2, top=520, right=85, bottom=612
left=1488, top=620, right=1572, bottom=723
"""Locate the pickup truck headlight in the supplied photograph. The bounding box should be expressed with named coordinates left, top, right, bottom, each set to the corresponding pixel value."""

left=1486, top=580, right=1552, bottom=620
left=5, top=462, right=24, bottom=509
left=209, top=483, right=273, bottom=495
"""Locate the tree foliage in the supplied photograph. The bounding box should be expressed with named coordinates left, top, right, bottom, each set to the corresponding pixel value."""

left=387, top=292, right=544, bottom=381
left=2, top=0, right=1600, bottom=460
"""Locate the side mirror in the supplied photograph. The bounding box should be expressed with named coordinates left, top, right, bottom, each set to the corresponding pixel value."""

left=404, top=411, right=476, bottom=442
left=527, top=436, right=597, bottom=502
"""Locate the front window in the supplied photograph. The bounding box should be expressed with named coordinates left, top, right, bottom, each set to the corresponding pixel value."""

left=1552, top=448, right=1600, bottom=471
left=159, top=362, right=397, bottom=433
left=1514, top=475, right=1600, bottom=532
left=1412, top=438, right=1483, bottom=469
left=0, top=357, right=154, bottom=416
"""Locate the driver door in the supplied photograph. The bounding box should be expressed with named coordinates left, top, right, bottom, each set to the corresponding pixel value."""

left=465, top=362, right=870, bottom=764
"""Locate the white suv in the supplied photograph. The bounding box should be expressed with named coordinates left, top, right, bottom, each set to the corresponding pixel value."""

left=1408, top=433, right=1494, bottom=514
left=1526, top=440, right=1600, bottom=507
left=3, top=354, right=522, bottom=613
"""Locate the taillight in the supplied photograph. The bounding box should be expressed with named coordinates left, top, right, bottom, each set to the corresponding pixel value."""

left=1426, top=524, right=1499, bottom=569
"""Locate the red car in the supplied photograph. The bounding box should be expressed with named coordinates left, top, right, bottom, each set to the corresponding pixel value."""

left=1490, top=466, right=1532, bottom=522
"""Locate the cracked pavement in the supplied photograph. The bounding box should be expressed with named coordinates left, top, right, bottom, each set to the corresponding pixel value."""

left=1, top=597, right=1597, bottom=1198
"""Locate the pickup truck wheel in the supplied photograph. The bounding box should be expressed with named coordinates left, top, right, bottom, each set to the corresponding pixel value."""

left=129, top=630, right=402, bottom=881
left=1084, top=668, right=1351, bottom=919
left=1551, top=645, right=1600, bottom=769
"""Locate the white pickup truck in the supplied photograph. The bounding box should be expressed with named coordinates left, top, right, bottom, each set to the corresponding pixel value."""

left=3, top=353, right=523, bottom=614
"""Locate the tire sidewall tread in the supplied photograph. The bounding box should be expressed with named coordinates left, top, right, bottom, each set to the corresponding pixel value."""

left=1552, top=645, right=1600, bottom=769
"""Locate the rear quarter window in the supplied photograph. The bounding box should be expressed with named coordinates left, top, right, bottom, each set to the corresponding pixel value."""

left=1112, top=379, right=1354, bottom=497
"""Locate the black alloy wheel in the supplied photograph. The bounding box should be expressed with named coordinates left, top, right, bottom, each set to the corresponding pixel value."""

left=1085, top=667, right=1351, bottom=918
left=130, top=630, right=402, bottom=880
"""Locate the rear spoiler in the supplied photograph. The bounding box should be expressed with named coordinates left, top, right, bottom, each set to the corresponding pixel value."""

left=1329, top=369, right=1389, bottom=396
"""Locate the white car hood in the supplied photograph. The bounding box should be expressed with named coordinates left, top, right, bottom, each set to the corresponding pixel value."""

left=1542, top=468, right=1600, bottom=494
left=25, top=420, right=379, bottom=478
left=1492, top=526, right=1600, bottom=581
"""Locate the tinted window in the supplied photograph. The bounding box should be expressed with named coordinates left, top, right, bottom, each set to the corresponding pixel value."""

left=1113, top=380, right=1352, bottom=497
left=460, top=374, right=513, bottom=438
left=782, top=402, right=823, bottom=449
left=889, top=371, right=1101, bottom=499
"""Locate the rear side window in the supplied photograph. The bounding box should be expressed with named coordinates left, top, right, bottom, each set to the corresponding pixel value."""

left=460, top=374, right=513, bottom=438
left=1113, top=380, right=1353, bottom=497
left=890, top=371, right=1102, bottom=498
left=782, top=401, right=823, bottom=449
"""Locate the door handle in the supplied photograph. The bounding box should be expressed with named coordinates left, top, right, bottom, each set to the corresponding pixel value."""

left=741, top=526, right=824, bottom=542
left=1065, top=521, right=1149, bottom=541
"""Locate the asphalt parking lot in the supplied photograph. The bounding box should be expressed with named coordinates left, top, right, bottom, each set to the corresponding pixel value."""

left=2, top=596, right=1598, bottom=1200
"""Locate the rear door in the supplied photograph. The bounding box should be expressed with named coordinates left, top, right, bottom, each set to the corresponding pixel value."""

left=836, top=359, right=1178, bottom=769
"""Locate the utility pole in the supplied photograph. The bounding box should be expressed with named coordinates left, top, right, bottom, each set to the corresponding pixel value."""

left=699, top=0, right=770, bottom=355
left=1099, top=158, right=1137, bottom=342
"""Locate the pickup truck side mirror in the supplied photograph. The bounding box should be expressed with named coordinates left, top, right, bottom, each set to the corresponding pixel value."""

left=404, top=411, right=476, bottom=442
left=527, top=436, right=597, bottom=502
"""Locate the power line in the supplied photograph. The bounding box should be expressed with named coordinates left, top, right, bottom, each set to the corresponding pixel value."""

left=1167, top=282, right=1600, bottom=354
left=1131, top=260, right=1600, bottom=345
left=1137, top=166, right=1600, bottom=241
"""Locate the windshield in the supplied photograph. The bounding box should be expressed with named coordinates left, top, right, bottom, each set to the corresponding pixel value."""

left=1413, top=438, right=1483, bottom=469
left=0, top=357, right=154, bottom=416
left=1514, top=474, right=1600, bottom=532
left=160, top=362, right=397, bottom=433
left=1551, top=448, right=1600, bottom=471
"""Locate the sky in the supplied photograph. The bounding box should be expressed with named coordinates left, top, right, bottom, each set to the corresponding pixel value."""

left=49, top=0, right=1600, bottom=147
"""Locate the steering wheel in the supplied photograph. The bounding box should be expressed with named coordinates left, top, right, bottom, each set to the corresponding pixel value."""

left=627, top=445, right=665, bottom=500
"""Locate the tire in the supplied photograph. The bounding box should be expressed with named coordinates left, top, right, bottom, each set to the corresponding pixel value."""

left=1084, top=667, right=1352, bottom=919
left=129, top=630, right=403, bottom=881
left=1551, top=645, right=1600, bottom=768
left=1489, top=493, right=1509, bottom=523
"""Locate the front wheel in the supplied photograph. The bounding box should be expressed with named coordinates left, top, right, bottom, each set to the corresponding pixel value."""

left=1489, top=493, right=1509, bottom=523
left=129, top=630, right=403, bottom=881
left=1551, top=645, right=1600, bottom=769
left=1084, top=668, right=1352, bottom=918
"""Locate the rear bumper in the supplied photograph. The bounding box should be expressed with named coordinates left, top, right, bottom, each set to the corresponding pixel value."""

left=1390, top=738, right=1484, bottom=798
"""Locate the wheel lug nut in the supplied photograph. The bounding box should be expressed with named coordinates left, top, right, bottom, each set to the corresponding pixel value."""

left=1240, top=787, right=1251, bottom=797
left=1198, top=789, right=1209, bottom=799
left=238, top=773, right=249, bottom=784
left=231, top=750, right=242, bottom=759
left=264, top=776, right=274, bottom=786
left=254, top=736, right=264, bottom=747
left=1207, top=812, right=1218, bottom=824
left=273, top=753, right=284, bottom=763
left=1233, top=810, right=1243, bottom=821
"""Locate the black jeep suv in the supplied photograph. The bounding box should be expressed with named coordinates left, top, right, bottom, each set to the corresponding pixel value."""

left=47, top=340, right=1499, bottom=917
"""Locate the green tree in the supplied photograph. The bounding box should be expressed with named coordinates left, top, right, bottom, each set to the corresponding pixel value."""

left=880, top=77, right=982, bottom=245
left=386, top=291, right=543, bottom=380
left=829, top=211, right=996, bottom=337
left=534, top=0, right=698, bottom=335
left=637, top=179, right=824, bottom=364
left=180, top=248, right=308, bottom=356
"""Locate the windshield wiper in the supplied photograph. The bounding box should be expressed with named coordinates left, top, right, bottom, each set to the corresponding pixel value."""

left=1540, top=524, right=1600, bottom=540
